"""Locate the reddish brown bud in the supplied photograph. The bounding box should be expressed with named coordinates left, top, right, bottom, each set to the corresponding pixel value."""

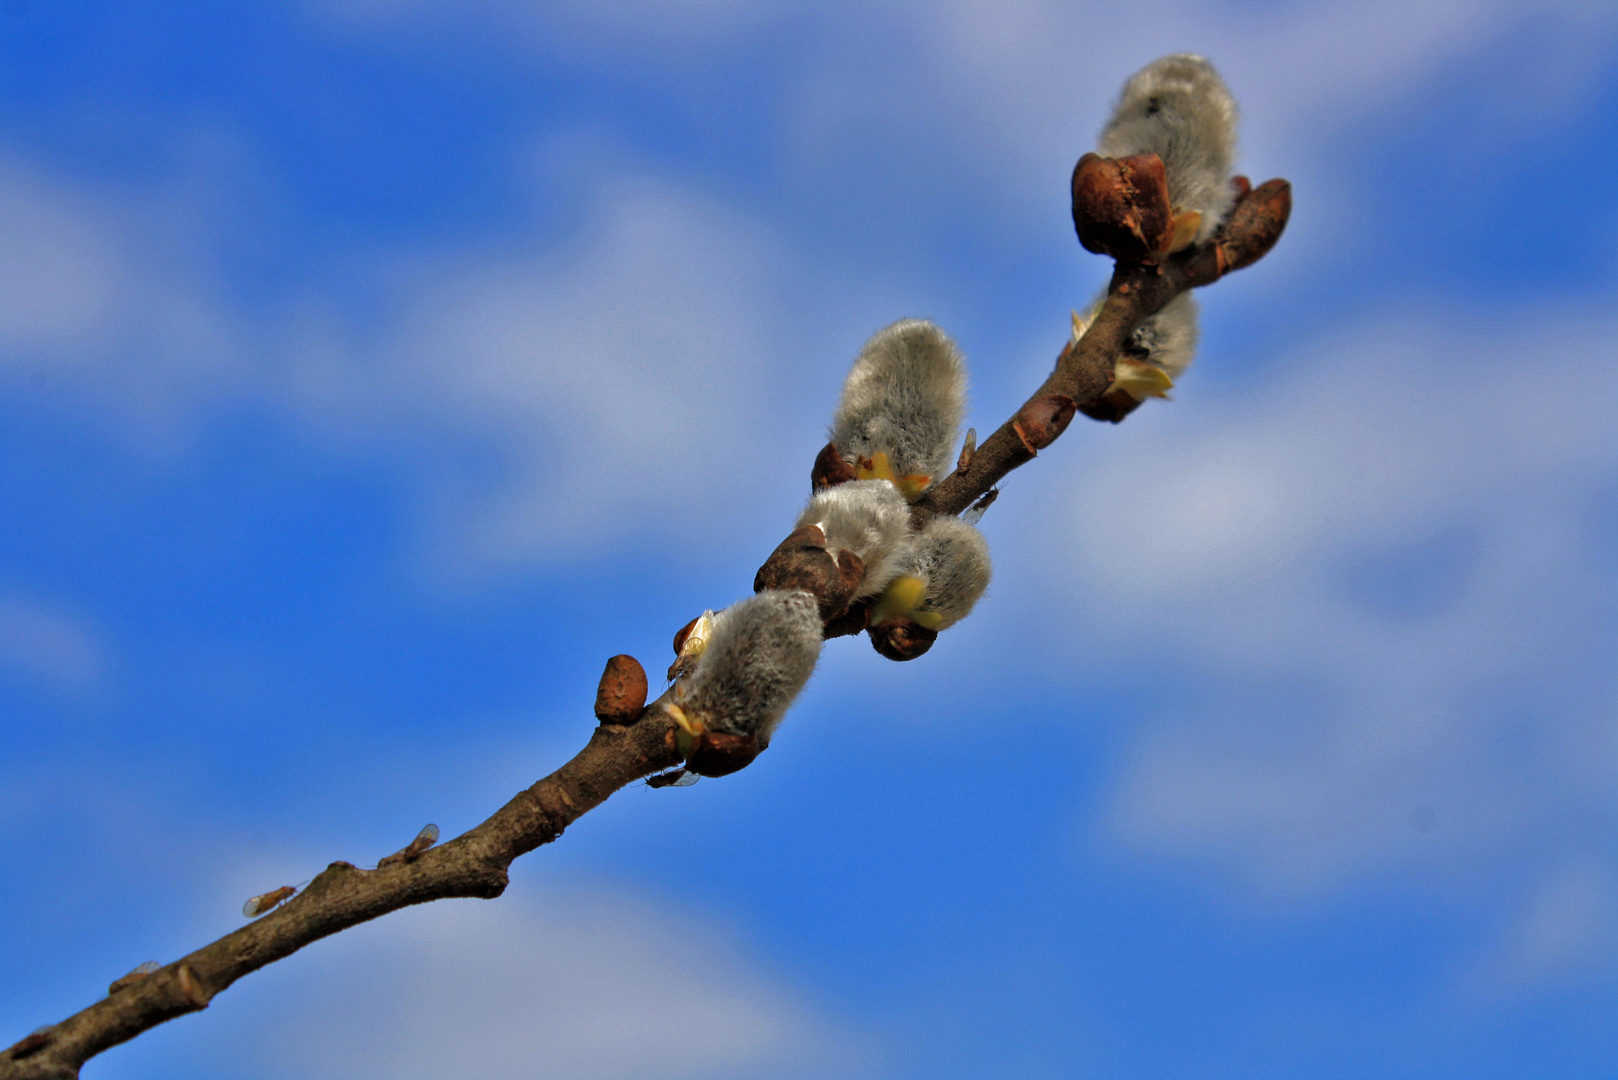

left=1077, top=388, right=1145, bottom=424
left=685, top=731, right=761, bottom=777
left=811, top=441, right=858, bottom=491
left=867, top=615, right=939, bottom=661
left=1231, top=174, right=1252, bottom=199
left=753, top=527, right=862, bottom=621
left=1011, top=394, right=1077, bottom=454
left=1215, top=178, right=1291, bottom=275
left=1071, top=152, right=1174, bottom=262
left=594, top=654, right=649, bottom=725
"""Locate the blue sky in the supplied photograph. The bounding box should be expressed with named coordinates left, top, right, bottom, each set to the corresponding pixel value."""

left=3, top=2, right=1618, bottom=1077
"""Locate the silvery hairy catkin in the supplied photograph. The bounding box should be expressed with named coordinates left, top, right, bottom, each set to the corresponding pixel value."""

left=795, top=479, right=912, bottom=599
left=1086, top=54, right=1233, bottom=401
left=1098, top=53, right=1238, bottom=246
left=674, top=590, right=822, bottom=749
left=829, top=319, right=967, bottom=496
left=893, top=515, right=992, bottom=631
left=865, top=514, right=992, bottom=662
left=1081, top=288, right=1200, bottom=401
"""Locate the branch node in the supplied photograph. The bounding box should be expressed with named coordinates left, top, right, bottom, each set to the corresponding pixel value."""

left=1012, top=395, right=1077, bottom=453
left=176, top=963, right=211, bottom=1010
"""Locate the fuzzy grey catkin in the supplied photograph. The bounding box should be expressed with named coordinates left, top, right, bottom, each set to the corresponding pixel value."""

left=676, top=590, right=822, bottom=748
left=900, top=515, right=992, bottom=629
left=1080, top=287, right=1200, bottom=397
left=795, top=479, right=913, bottom=599
left=1127, top=290, right=1199, bottom=386
left=830, top=319, right=967, bottom=489
left=1098, top=53, right=1238, bottom=244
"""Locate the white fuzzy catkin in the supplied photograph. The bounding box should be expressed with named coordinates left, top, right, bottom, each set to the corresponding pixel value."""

left=1098, top=53, right=1238, bottom=244
left=1082, top=289, right=1200, bottom=396
left=1129, top=291, right=1199, bottom=385
left=830, top=319, right=967, bottom=488
left=677, top=590, right=822, bottom=748
left=900, top=515, right=992, bottom=629
left=795, top=479, right=913, bottom=599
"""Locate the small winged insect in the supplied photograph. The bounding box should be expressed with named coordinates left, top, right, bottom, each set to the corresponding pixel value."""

left=956, top=428, right=977, bottom=473
left=646, top=767, right=699, bottom=789
left=962, top=487, right=999, bottom=526
left=379, top=823, right=440, bottom=867
left=108, top=961, right=161, bottom=995
left=242, top=885, right=297, bottom=918
left=667, top=611, right=715, bottom=681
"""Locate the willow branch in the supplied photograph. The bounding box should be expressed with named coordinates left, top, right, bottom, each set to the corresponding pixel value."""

left=2, top=173, right=1290, bottom=1080
left=921, top=177, right=1291, bottom=517
left=1, top=705, right=686, bottom=1080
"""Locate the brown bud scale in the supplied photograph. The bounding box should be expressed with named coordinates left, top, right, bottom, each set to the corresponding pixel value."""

left=811, top=441, right=859, bottom=491
left=594, top=655, right=649, bottom=725
left=1071, top=152, right=1174, bottom=263
left=1215, top=178, right=1291, bottom=275
left=754, top=528, right=862, bottom=621
left=868, top=615, right=939, bottom=662
left=685, top=731, right=761, bottom=778
left=1077, top=388, right=1144, bottom=424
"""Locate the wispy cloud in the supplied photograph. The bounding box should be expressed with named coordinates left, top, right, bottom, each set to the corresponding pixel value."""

left=1025, top=304, right=1618, bottom=907
left=0, top=152, right=252, bottom=448
left=175, top=885, right=864, bottom=1080
left=0, top=592, right=108, bottom=698
left=286, top=174, right=792, bottom=578
left=1462, top=860, right=1618, bottom=1001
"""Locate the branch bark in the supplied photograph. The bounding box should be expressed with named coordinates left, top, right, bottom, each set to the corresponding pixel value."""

left=1, top=171, right=1290, bottom=1080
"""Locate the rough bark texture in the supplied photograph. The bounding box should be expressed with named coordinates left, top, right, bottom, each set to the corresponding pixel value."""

left=1, top=164, right=1289, bottom=1080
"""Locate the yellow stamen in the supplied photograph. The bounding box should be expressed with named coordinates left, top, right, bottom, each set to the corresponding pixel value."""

left=1105, top=359, right=1175, bottom=401
left=869, top=575, right=927, bottom=625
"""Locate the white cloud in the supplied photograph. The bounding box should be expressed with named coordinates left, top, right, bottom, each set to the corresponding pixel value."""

left=1028, top=305, right=1618, bottom=902
left=0, top=153, right=253, bottom=448
left=287, top=175, right=792, bottom=578
left=311, top=0, right=794, bottom=51
left=0, top=593, right=108, bottom=698
left=1463, top=861, right=1618, bottom=1000
left=187, top=886, right=860, bottom=1080
left=0, top=140, right=798, bottom=576
left=0, top=165, right=123, bottom=348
